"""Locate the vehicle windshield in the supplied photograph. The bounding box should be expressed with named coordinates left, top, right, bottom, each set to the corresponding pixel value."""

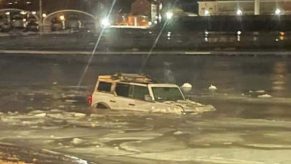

left=151, top=87, right=185, bottom=102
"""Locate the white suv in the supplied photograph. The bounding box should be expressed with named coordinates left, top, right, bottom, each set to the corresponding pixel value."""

left=88, top=73, right=215, bottom=115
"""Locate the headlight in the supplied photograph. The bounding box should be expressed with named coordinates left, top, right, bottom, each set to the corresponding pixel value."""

left=100, top=17, right=110, bottom=28
left=165, top=11, right=173, bottom=20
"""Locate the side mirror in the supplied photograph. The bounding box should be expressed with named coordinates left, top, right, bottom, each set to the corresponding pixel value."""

left=144, top=95, right=154, bottom=102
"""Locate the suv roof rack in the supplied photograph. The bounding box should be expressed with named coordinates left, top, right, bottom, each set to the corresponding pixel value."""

left=112, top=73, right=153, bottom=84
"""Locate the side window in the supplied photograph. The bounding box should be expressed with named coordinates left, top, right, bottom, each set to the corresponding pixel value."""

left=97, top=82, right=112, bottom=93
left=115, top=83, right=130, bottom=97
left=132, top=85, right=149, bottom=101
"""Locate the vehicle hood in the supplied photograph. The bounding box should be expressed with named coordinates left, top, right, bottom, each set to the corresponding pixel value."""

left=162, top=99, right=216, bottom=114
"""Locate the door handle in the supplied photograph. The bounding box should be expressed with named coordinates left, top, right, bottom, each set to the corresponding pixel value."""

left=110, top=100, right=116, bottom=103
left=129, top=103, right=135, bottom=106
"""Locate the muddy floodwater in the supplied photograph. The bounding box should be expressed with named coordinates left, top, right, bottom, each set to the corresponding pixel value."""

left=1, top=54, right=291, bottom=163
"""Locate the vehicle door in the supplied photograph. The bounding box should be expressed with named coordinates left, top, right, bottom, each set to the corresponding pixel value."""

left=93, top=81, right=114, bottom=107
left=129, top=85, right=155, bottom=112
left=112, top=83, right=135, bottom=111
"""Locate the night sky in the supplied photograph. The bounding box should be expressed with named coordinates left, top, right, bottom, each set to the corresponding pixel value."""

left=0, top=0, right=199, bottom=14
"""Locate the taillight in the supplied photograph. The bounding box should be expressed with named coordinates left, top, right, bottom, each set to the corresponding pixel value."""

left=87, top=95, right=92, bottom=106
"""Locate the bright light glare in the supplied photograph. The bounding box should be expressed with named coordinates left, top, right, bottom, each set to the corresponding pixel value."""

left=20, top=11, right=27, bottom=15
left=236, top=9, right=242, bottom=16
left=5, top=12, right=10, bottom=15
left=280, top=32, right=285, bottom=36
left=204, top=10, right=210, bottom=16
left=60, top=15, right=65, bottom=21
left=42, top=13, right=47, bottom=18
left=101, top=18, right=110, bottom=27
left=237, top=31, right=242, bottom=35
left=31, top=11, right=36, bottom=15
left=166, top=11, right=173, bottom=20
left=237, top=36, right=241, bottom=42
left=275, top=8, right=281, bottom=15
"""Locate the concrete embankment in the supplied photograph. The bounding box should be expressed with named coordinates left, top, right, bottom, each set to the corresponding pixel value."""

left=1, top=49, right=291, bottom=56
left=0, top=29, right=291, bottom=56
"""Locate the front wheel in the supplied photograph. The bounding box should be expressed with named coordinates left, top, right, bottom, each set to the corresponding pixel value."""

left=90, top=103, right=110, bottom=114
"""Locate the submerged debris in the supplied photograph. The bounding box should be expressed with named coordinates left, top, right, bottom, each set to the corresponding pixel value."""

left=173, top=131, right=184, bottom=135
left=181, top=83, right=192, bottom=93
left=208, top=84, right=217, bottom=91
left=71, top=138, right=84, bottom=145
left=256, top=90, right=265, bottom=93
left=258, top=94, right=272, bottom=98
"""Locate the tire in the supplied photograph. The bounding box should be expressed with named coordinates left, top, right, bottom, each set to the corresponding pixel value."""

left=90, top=103, right=110, bottom=114
left=96, top=103, right=109, bottom=110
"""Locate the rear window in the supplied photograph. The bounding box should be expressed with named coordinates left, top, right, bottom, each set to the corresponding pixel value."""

left=115, top=83, right=130, bottom=97
left=97, top=82, right=112, bottom=92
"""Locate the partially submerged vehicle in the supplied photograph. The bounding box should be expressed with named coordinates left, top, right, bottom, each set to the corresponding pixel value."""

left=88, top=73, right=215, bottom=115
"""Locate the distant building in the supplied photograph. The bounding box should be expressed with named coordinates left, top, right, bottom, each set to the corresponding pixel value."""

left=198, top=0, right=291, bottom=16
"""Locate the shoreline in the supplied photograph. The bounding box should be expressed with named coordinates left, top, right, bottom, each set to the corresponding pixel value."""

left=0, top=49, right=291, bottom=56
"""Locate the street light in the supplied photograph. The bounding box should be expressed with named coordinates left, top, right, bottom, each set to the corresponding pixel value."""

left=60, top=15, right=65, bottom=21
left=100, top=17, right=110, bottom=28
left=275, top=8, right=281, bottom=15
left=237, top=31, right=241, bottom=41
left=39, top=0, right=43, bottom=32
left=60, top=15, right=65, bottom=30
left=165, top=11, right=173, bottom=20
left=204, top=10, right=210, bottom=16
left=5, top=12, right=10, bottom=23
left=236, top=9, right=243, bottom=16
left=20, top=11, right=27, bottom=15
